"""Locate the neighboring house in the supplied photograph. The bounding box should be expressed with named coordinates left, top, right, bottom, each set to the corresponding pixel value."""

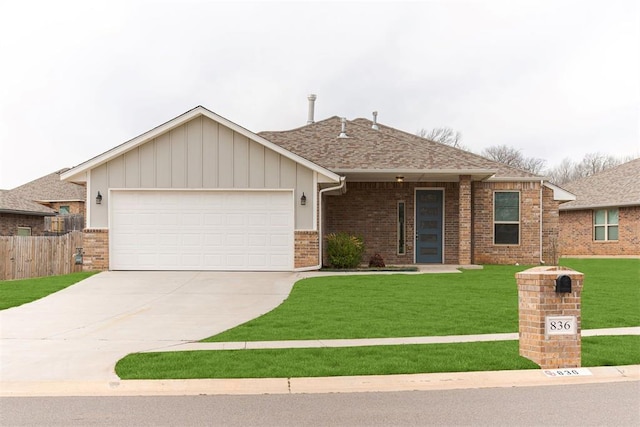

left=10, top=169, right=86, bottom=216
left=0, top=190, right=56, bottom=235
left=61, top=104, right=574, bottom=271
left=558, top=158, right=640, bottom=257
left=0, top=169, right=86, bottom=236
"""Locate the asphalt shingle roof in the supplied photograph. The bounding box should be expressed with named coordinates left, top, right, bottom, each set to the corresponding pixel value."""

left=559, top=158, right=640, bottom=210
left=0, top=190, right=56, bottom=215
left=10, top=169, right=86, bottom=202
left=259, top=116, right=540, bottom=179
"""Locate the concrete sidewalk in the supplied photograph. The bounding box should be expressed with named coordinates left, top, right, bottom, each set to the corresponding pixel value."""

left=147, top=327, right=640, bottom=352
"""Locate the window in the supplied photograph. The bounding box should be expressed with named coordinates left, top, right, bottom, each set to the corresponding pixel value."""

left=397, top=201, right=406, bottom=255
left=494, top=191, right=519, bottom=245
left=594, top=208, right=618, bottom=241
left=59, top=206, right=70, bottom=215
left=17, top=227, right=31, bottom=236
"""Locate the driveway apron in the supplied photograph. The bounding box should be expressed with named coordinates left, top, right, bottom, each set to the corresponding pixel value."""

left=0, top=271, right=296, bottom=382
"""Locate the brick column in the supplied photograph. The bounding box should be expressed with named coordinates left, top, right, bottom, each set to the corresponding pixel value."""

left=294, top=231, right=319, bottom=269
left=458, top=175, right=472, bottom=265
left=82, top=229, right=109, bottom=271
left=515, top=266, right=584, bottom=369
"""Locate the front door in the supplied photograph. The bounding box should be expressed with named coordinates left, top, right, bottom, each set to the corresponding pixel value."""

left=415, top=189, right=443, bottom=263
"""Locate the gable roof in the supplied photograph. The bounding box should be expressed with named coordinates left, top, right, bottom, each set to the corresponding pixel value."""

left=0, top=190, right=56, bottom=216
left=259, top=116, right=543, bottom=181
left=559, top=158, right=640, bottom=210
left=61, top=106, right=341, bottom=184
left=10, top=169, right=86, bottom=202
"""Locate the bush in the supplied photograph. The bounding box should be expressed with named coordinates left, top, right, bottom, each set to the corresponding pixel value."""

left=326, top=232, right=365, bottom=269
left=369, top=253, right=385, bottom=268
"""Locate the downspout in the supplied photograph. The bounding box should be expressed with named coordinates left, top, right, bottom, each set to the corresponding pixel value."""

left=294, top=176, right=346, bottom=271
left=540, top=180, right=545, bottom=264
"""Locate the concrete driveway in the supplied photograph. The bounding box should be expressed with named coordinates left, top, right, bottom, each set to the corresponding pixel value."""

left=0, top=271, right=297, bottom=382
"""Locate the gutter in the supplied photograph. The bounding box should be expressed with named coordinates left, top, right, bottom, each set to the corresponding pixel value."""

left=294, top=176, right=347, bottom=272
left=540, top=180, right=545, bottom=265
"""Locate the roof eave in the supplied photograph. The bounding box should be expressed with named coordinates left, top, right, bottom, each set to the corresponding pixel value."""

left=560, top=200, right=640, bottom=211
left=0, top=209, right=56, bottom=216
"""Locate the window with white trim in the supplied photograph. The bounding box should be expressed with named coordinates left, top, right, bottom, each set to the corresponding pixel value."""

left=594, top=208, right=618, bottom=241
left=494, top=191, right=520, bottom=245
left=397, top=201, right=406, bottom=255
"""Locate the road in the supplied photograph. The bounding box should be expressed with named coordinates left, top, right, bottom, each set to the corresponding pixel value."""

left=1, top=382, right=638, bottom=426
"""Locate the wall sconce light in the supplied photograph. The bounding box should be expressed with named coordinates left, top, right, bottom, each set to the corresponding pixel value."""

left=96, top=191, right=102, bottom=204
left=300, top=192, right=307, bottom=206
left=396, top=176, right=404, bottom=183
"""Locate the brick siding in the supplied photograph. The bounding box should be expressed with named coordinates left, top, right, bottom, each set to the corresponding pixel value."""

left=82, top=229, right=109, bottom=271
left=294, top=230, right=319, bottom=268
left=559, top=206, right=640, bottom=256
left=0, top=214, right=47, bottom=236
left=325, top=180, right=558, bottom=266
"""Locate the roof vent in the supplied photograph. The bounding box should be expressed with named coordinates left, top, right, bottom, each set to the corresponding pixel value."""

left=372, top=111, right=379, bottom=130
left=338, top=117, right=349, bottom=138
left=307, top=94, right=317, bottom=124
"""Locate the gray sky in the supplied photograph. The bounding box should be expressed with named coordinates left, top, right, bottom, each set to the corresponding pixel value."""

left=1, top=0, right=638, bottom=189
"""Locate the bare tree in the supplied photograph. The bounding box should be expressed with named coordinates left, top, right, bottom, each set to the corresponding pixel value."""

left=481, top=144, right=546, bottom=174
left=545, top=152, right=629, bottom=185
left=417, top=127, right=464, bottom=149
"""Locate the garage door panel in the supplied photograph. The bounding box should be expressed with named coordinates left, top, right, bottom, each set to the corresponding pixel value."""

left=111, top=190, right=294, bottom=271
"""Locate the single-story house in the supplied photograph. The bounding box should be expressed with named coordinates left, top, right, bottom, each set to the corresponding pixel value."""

left=1, top=169, right=86, bottom=236
left=559, top=158, right=640, bottom=257
left=61, top=102, right=574, bottom=271
left=0, top=190, right=56, bottom=236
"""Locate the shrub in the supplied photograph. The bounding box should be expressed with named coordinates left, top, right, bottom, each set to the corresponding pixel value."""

left=369, top=253, right=385, bottom=268
left=326, top=232, right=365, bottom=269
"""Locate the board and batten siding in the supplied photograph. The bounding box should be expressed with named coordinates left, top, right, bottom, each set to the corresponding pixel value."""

left=90, top=116, right=314, bottom=230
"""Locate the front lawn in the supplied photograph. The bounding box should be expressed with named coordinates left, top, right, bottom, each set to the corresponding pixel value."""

left=204, top=258, right=639, bottom=342
left=0, top=272, right=97, bottom=310
left=116, top=258, right=639, bottom=379
left=116, top=336, right=640, bottom=379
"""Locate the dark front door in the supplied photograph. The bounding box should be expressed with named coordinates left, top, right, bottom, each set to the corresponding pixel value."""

left=415, top=189, right=443, bottom=263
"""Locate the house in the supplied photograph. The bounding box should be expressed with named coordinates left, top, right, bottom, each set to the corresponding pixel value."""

left=0, top=190, right=56, bottom=235
left=558, top=158, right=640, bottom=257
left=0, top=169, right=86, bottom=236
left=61, top=102, right=574, bottom=271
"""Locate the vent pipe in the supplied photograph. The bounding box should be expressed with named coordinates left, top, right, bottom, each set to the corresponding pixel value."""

left=338, top=117, right=349, bottom=138
left=307, top=94, right=317, bottom=124
left=372, top=111, right=379, bottom=130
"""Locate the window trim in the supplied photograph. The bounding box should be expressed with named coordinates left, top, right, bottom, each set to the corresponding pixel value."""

left=397, top=200, right=406, bottom=255
left=593, top=208, right=619, bottom=241
left=493, top=190, right=520, bottom=245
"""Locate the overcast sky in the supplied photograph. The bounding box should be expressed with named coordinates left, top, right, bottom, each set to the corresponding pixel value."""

left=1, top=0, right=638, bottom=189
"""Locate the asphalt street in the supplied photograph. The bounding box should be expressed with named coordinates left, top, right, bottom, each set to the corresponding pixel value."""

left=2, top=382, right=639, bottom=426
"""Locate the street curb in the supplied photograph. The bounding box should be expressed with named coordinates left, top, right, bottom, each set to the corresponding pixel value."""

left=1, top=365, right=637, bottom=397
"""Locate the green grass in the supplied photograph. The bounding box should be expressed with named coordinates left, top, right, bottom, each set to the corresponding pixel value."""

left=115, top=336, right=640, bottom=379
left=0, top=272, right=97, bottom=310
left=204, top=259, right=639, bottom=342
left=117, top=258, right=639, bottom=379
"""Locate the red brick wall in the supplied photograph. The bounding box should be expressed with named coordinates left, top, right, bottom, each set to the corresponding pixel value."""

left=82, top=229, right=109, bottom=271
left=324, top=182, right=461, bottom=266
left=0, top=214, right=47, bottom=236
left=559, top=206, right=640, bottom=256
left=472, top=181, right=555, bottom=265
left=46, top=201, right=85, bottom=216
left=295, top=230, right=319, bottom=268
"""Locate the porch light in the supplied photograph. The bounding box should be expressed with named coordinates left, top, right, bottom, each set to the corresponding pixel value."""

left=396, top=176, right=404, bottom=183
left=96, top=191, right=102, bottom=204
left=300, top=192, right=307, bottom=206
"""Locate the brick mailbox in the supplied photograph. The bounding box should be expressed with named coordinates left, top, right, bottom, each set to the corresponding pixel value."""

left=515, top=266, right=584, bottom=369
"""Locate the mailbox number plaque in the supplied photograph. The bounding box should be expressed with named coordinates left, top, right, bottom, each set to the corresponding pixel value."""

left=545, top=315, right=577, bottom=336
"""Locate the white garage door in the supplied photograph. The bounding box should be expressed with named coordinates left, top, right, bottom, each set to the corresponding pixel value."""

left=110, top=190, right=294, bottom=271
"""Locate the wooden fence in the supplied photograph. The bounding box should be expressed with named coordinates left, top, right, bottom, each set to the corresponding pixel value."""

left=0, top=231, right=84, bottom=280
left=45, top=215, right=85, bottom=235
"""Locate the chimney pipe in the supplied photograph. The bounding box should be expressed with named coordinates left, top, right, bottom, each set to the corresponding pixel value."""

left=338, top=117, right=348, bottom=138
left=307, top=94, right=317, bottom=124
left=372, top=111, right=379, bottom=130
